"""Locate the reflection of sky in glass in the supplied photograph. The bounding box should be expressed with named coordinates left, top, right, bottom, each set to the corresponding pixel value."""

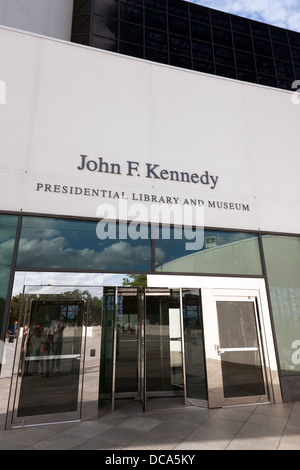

left=155, top=228, right=260, bottom=267
left=15, top=218, right=262, bottom=274
left=12, top=272, right=127, bottom=296
left=0, top=215, right=18, bottom=298
left=17, top=217, right=152, bottom=271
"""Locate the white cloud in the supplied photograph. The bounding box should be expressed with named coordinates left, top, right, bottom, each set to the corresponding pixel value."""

left=17, top=236, right=151, bottom=270
left=187, top=0, right=300, bottom=32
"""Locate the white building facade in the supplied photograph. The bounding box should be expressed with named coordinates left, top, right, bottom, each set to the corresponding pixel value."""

left=1, top=0, right=300, bottom=429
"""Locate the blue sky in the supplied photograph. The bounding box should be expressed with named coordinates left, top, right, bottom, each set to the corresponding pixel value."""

left=186, top=0, right=300, bottom=32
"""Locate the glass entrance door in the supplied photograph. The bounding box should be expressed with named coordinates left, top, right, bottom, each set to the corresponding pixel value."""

left=203, top=290, right=271, bottom=408
left=113, top=287, right=184, bottom=410
left=114, top=287, right=146, bottom=409
left=145, top=288, right=184, bottom=398
left=7, top=285, right=87, bottom=427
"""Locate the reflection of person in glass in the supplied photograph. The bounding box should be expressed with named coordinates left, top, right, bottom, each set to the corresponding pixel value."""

left=53, top=320, right=65, bottom=371
left=39, top=329, right=53, bottom=377
left=7, top=321, right=18, bottom=342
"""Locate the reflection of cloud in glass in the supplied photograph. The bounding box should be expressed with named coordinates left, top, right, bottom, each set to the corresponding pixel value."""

left=17, top=237, right=151, bottom=270
left=17, top=217, right=152, bottom=271
left=187, top=0, right=300, bottom=32
left=0, top=238, right=16, bottom=266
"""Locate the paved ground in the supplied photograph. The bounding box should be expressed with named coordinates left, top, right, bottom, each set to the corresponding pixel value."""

left=2, top=342, right=300, bottom=451
left=1, top=397, right=300, bottom=450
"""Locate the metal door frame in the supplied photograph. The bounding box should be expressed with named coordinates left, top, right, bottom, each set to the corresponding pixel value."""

left=112, top=287, right=145, bottom=407
left=147, top=275, right=282, bottom=408
left=112, top=286, right=185, bottom=411
left=6, top=283, right=102, bottom=429
left=202, top=289, right=272, bottom=408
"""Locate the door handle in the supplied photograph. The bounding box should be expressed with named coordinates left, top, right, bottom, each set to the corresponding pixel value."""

left=215, top=345, right=225, bottom=355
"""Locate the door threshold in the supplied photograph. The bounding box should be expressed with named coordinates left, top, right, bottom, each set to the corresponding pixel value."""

left=222, top=401, right=272, bottom=409
left=11, top=419, right=81, bottom=429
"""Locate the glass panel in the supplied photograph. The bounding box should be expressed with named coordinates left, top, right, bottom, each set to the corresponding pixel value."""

left=257, top=74, right=278, bottom=88
left=144, top=0, right=167, bottom=13
left=269, top=25, right=288, bottom=44
left=235, top=51, right=255, bottom=71
left=233, top=32, right=254, bottom=53
left=211, top=10, right=230, bottom=29
left=253, top=38, right=272, bottom=56
left=189, top=4, right=210, bottom=24
left=145, top=10, right=167, bottom=31
left=191, top=22, right=212, bottom=42
left=275, top=60, right=294, bottom=78
left=99, top=287, right=115, bottom=410
left=155, top=228, right=263, bottom=275
left=220, top=350, right=266, bottom=398
left=73, top=0, right=91, bottom=15
left=91, top=35, right=118, bottom=52
left=119, top=21, right=143, bottom=44
left=120, top=4, right=143, bottom=24
left=217, top=301, right=259, bottom=348
left=168, top=16, right=189, bottom=37
left=255, top=56, right=275, bottom=75
left=182, top=289, right=207, bottom=400
left=169, top=35, right=191, bottom=56
left=92, top=16, right=118, bottom=39
left=288, top=31, right=300, bottom=48
left=17, top=288, right=85, bottom=418
left=214, top=45, right=235, bottom=66
left=272, top=43, right=291, bottom=62
left=237, top=70, right=257, bottom=84
left=115, top=288, right=139, bottom=393
left=169, top=54, right=192, bottom=69
left=192, top=41, right=213, bottom=61
left=193, top=59, right=214, bottom=74
left=17, top=217, right=151, bottom=271
left=0, top=215, right=18, bottom=336
left=291, top=48, right=300, bottom=64
left=215, top=64, right=237, bottom=79
left=119, top=41, right=144, bottom=58
left=251, top=21, right=270, bottom=39
left=93, top=0, right=119, bottom=19
left=167, top=0, right=188, bottom=18
left=231, top=17, right=251, bottom=35
left=145, top=29, right=168, bottom=51
left=262, top=235, right=300, bottom=376
left=72, top=14, right=91, bottom=35
left=145, top=48, right=168, bottom=64
left=145, top=289, right=183, bottom=393
left=216, top=301, right=265, bottom=398
left=212, top=27, right=233, bottom=48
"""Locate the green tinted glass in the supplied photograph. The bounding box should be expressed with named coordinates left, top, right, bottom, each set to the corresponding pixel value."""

left=262, top=235, right=300, bottom=376
left=155, top=228, right=262, bottom=275
left=0, top=215, right=18, bottom=332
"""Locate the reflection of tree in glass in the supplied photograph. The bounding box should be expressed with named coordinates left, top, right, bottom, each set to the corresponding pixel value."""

left=8, top=293, right=22, bottom=323
left=7, top=289, right=103, bottom=329
left=122, top=274, right=147, bottom=287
